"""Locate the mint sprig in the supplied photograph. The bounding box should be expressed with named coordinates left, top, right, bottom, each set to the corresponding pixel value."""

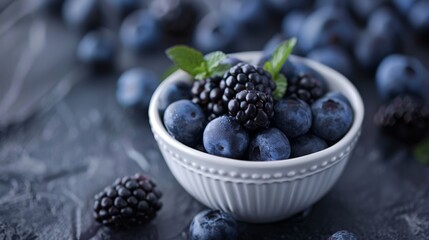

left=166, top=46, right=229, bottom=80
left=414, top=140, right=429, bottom=165
left=263, top=38, right=297, bottom=100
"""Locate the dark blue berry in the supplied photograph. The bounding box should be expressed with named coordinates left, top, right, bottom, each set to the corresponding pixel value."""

left=102, top=0, right=142, bottom=27
left=282, top=10, right=308, bottom=39
left=163, top=100, right=206, bottom=147
left=77, top=29, right=116, bottom=69
left=291, top=134, right=328, bottom=158
left=367, top=7, right=404, bottom=47
left=189, top=210, right=238, bottom=240
left=37, top=0, right=64, bottom=13
left=265, top=0, right=312, bottom=14
left=328, top=230, right=358, bottom=240
left=194, top=14, right=238, bottom=53
left=221, top=0, right=266, bottom=26
left=120, top=10, right=160, bottom=52
left=203, top=116, right=249, bottom=159
left=408, top=1, right=429, bottom=37
left=116, top=68, right=159, bottom=109
left=394, top=0, right=418, bottom=15
left=274, top=98, right=312, bottom=138
left=316, top=0, right=350, bottom=9
left=62, top=0, right=100, bottom=32
left=325, top=91, right=351, bottom=107
left=312, top=96, right=353, bottom=142
left=158, top=81, right=192, bottom=115
left=350, top=0, right=388, bottom=20
left=249, top=128, right=291, bottom=161
left=376, top=54, right=429, bottom=101
left=308, top=46, right=353, bottom=78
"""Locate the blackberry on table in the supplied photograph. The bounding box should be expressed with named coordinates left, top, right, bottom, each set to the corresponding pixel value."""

left=374, top=95, right=429, bottom=142
left=285, top=72, right=326, bottom=104
left=220, top=63, right=275, bottom=105
left=93, top=174, right=162, bottom=229
left=191, top=76, right=225, bottom=121
left=228, top=90, right=274, bottom=131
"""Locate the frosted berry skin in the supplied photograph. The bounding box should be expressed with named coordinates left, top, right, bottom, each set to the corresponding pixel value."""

left=189, top=210, right=238, bottom=240
left=328, top=230, right=358, bottom=240
left=311, top=96, right=353, bottom=142
left=274, top=98, right=312, bottom=138
left=163, top=100, right=206, bottom=147
left=203, top=116, right=249, bottom=159
left=376, top=55, right=429, bottom=101
left=93, top=174, right=162, bottom=229
left=157, top=81, right=192, bottom=115
left=249, top=128, right=291, bottom=161
left=291, top=134, right=328, bottom=158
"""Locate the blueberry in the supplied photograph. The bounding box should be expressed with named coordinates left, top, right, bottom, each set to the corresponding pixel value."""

left=291, top=134, right=328, bottom=157
left=354, top=30, right=396, bottom=71
left=394, top=0, right=418, bottom=15
left=281, top=10, right=308, bottom=38
left=325, top=91, right=351, bottom=107
left=102, top=0, right=142, bottom=27
left=367, top=7, right=404, bottom=49
left=150, top=0, right=198, bottom=36
left=77, top=29, right=116, bottom=69
left=328, top=230, right=358, bottom=240
left=376, top=54, right=429, bottom=100
left=249, top=128, right=291, bottom=161
left=189, top=209, right=238, bottom=240
left=316, top=0, right=350, bottom=9
left=158, top=81, right=192, bottom=115
left=274, top=98, right=312, bottom=138
left=298, top=6, right=358, bottom=54
left=221, top=0, right=266, bottom=26
left=37, top=0, right=64, bottom=13
left=116, top=68, right=159, bottom=109
left=312, top=96, right=353, bottom=142
left=265, top=0, right=312, bottom=14
left=164, top=100, right=206, bottom=147
left=308, top=46, right=353, bottom=78
left=194, top=14, right=238, bottom=53
left=203, top=116, right=249, bottom=159
left=350, top=0, right=388, bottom=20
left=408, top=1, right=429, bottom=37
left=120, top=10, right=160, bottom=52
left=262, top=34, right=287, bottom=57
left=62, top=0, right=100, bottom=32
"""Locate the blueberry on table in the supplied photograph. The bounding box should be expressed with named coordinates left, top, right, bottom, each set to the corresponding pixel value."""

left=116, top=68, right=159, bottom=109
left=203, top=116, right=249, bottom=159
left=376, top=54, right=429, bottom=101
left=328, top=230, right=358, bottom=240
left=308, top=46, right=353, bottom=78
left=77, top=29, right=116, bottom=70
left=62, top=0, right=100, bottom=32
left=298, top=6, right=358, bottom=54
left=37, top=0, right=64, bottom=14
left=189, top=209, right=238, bottom=240
left=281, top=10, right=308, bottom=39
left=105, top=0, right=141, bottom=20
left=316, top=0, right=350, bottom=9
left=291, top=134, right=328, bottom=158
left=274, top=98, right=312, bottom=138
left=367, top=7, right=404, bottom=48
left=158, top=81, right=192, bottom=115
left=354, top=30, right=396, bottom=71
left=249, top=128, right=291, bottom=161
left=194, top=14, right=238, bottom=53
left=221, top=0, right=266, bottom=26
left=394, top=0, right=418, bottom=15
left=312, top=96, right=354, bottom=142
left=265, top=0, right=312, bottom=14
left=120, top=10, right=160, bottom=52
left=408, top=1, right=429, bottom=38
left=350, top=0, right=388, bottom=20
left=163, top=100, right=206, bottom=147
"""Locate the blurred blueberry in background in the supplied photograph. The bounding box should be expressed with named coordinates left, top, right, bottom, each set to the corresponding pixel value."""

left=221, top=0, right=267, bottom=27
left=282, top=10, right=308, bottom=39
left=350, top=0, right=388, bottom=20
left=194, top=14, right=237, bottom=53
left=265, top=0, right=313, bottom=14
left=120, top=10, right=160, bottom=52
left=367, top=7, right=404, bottom=49
left=408, top=1, right=429, bottom=38
left=37, top=0, right=65, bottom=13
left=77, top=29, right=116, bottom=70
left=308, top=46, right=353, bottom=78
left=62, top=0, right=100, bottom=32
left=394, top=0, right=418, bottom=15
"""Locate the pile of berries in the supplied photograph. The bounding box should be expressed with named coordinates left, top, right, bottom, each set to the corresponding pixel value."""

left=161, top=41, right=354, bottom=161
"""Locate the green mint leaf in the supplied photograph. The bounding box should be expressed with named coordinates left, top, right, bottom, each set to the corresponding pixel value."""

left=161, top=64, right=179, bottom=80
left=206, top=51, right=227, bottom=72
left=264, top=38, right=297, bottom=79
left=273, top=73, right=287, bottom=100
left=166, top=45, right=206, bottom=77
left=414, top=140, right=429, bottom=165
left=210, top=63, right=231, bottom=77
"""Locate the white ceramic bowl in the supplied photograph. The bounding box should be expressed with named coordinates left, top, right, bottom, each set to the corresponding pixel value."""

left=149, top=52, right=364, bottom=223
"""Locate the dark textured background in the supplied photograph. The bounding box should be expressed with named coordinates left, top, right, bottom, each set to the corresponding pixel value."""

left=1, top=1, right=429, bottom=239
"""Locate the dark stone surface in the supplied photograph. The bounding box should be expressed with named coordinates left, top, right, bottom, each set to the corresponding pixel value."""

left=1, top=1, right=429, bottom=240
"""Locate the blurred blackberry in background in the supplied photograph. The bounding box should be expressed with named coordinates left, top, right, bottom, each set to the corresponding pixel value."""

left=191, top=76, right=226, bottom=121
left=93, top=174, right=162, bottom=229
left=374, top=95, right=429, bottom=143
left=285, top=72, right=326, bottom=104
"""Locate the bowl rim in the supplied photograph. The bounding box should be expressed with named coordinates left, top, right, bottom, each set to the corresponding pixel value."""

left=149, top=52, right=364, bottom=169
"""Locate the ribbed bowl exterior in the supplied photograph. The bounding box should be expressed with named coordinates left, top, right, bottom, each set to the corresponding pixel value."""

left=149, top=52, right=364, bottom=223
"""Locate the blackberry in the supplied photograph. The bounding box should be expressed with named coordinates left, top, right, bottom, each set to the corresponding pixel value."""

left=374, top=95, right=429, bottom=142
left=191, top=76, right=225, bottom=121
left=285, top=72, right=326, bottom=104
left=228, top=90, right=274, bottom=131
left=220, top=63, right=275, bottom=105
left=93, top=174, right=162, bottom=229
